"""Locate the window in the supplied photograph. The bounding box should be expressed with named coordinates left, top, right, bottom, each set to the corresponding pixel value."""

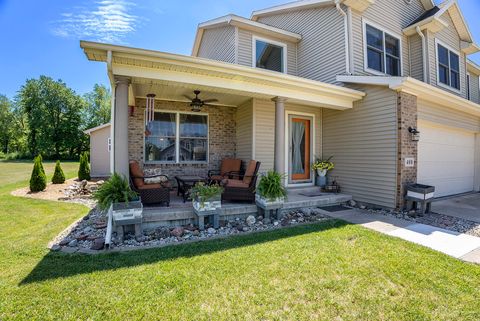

left=437, top=43, right=460, bottom=90
left=254, top=38, right=285, bottom=73
left=365, top=24, right=401, bottom=76
left=145, top=111, right=208, bottom=163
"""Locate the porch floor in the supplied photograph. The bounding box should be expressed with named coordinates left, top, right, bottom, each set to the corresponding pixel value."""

left=142, top=187, right=352, bottom=228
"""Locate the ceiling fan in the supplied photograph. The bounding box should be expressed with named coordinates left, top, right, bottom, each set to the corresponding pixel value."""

left=183, top=90, right=218, bottom=112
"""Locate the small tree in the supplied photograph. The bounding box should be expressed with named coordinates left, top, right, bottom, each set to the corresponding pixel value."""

left=78, top=152, right=91, bottom=181
left=37, top=154, right=45, bottom=175
left=52, top=160, right=65, bottom=184
left=30, top=156, right=47, bottom=192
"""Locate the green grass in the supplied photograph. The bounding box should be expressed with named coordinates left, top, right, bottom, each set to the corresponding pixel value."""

left=0, top=161, right=479, bottom=320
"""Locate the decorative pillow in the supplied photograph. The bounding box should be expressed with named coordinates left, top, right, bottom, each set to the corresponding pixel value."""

left=144, top=168, right=169, bottom=184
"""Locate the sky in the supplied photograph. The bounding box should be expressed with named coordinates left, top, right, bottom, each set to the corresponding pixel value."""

left=0, top=0, right=479, bottom=100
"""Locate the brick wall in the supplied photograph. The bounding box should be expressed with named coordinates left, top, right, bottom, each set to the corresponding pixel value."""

left=129, top=98, right=237, bottom=178
left=396, top=92, right=418, bottom=209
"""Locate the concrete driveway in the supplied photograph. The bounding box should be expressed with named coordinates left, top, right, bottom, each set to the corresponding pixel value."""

left=431, top=193, right=480, bottom=223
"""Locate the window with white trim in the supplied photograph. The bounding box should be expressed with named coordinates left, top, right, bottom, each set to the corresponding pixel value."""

left=365, top=24, right=401, bottom=76
left=254, top=39, right=285, bottom=73
left=437, top=44, right=460, bottom=90
left=145, top=111, right=208, bottom=163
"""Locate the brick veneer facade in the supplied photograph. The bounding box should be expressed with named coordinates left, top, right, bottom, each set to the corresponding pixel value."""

left=396, top=92, right=418, bottom=209
left=129, top=98, right=237, bottom=178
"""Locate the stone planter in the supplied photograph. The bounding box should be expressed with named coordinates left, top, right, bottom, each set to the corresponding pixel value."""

left=192, top=195, right=221, bottom=230
left=256, top=195, right=284, bottom=219
left=111, top=199, right=143, bottom=241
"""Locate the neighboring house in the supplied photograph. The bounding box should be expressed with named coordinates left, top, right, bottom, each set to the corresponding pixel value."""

left=81, top=0, right=480, bottom=209
left=84, top=123, right=111, bottom=178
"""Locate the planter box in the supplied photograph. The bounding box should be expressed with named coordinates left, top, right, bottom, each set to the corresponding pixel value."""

left=192, top=195, right=221, bottom=212
left=255, top=195, right=284, bottom=211
left=111, top=199, right=143, bottom=225
left=406, top=184, right=435, bottom=200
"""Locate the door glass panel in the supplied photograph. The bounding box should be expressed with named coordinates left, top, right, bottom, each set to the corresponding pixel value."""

left=291, top=121, right=306, bottom=175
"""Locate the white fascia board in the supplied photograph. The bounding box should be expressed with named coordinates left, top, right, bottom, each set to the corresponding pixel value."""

left=83, top=123, right=111, bottom=135
left=467, top=60, right=480, bottom=75
left=251, top=0, right=333, bottom=21
left=403, top=17, right=448, bottom=36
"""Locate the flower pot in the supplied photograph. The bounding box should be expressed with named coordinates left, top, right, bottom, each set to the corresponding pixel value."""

left=192, top=194, right=221, bottom=212
left=316, top=169, right=327, bottom=177
left=111, top=199, right=143, bottom=224
left=255, top=194, right=284, bottom=211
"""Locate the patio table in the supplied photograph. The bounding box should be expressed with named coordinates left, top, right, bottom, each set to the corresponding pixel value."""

left=175, top=175, right=208, bottom=203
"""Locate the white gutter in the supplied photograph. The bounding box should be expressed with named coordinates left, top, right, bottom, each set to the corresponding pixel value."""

left=335, top=0, right=351, bottom=74
left=347, top=7, right=354, bottom=74
left=416, top=26, right=428, bottom=83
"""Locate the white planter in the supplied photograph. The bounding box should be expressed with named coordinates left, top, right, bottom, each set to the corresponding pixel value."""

left=111, top=200, right=143, bottom=224
left=316, top=169, right=327, bottom=177
left=193, top=195, right=222, bottom=212
left=255, top=194, right=284, bottom=210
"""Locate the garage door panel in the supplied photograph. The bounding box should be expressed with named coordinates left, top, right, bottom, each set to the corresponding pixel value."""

left=418, top=121, right=475, bottom=197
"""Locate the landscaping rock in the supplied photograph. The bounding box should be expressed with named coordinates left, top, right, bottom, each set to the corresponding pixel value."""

left=171, top=227, right=184, bottom=238
left=192, top=230, right=200, bottom=237
left=51, top=244, right=61, bottom=251
left=207, top=227, right=216, bottom=235
left=68, top=239, right=78, bottom=247
left=246, top=215, right=256, bottom=226
left=91, top=238, right=105, bottom=250
left=348, top=200, right=357, bottom=207
left=59, top=239, right=70, bottom=246
left=156, top=228, right=171, bottom=239
left=263, top=218, right=272, bottom=225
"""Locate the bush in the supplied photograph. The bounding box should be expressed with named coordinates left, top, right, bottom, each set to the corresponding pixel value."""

left=257, top=170, right=287, bottom=202
left=94, top=173, right=137, bottom=211
left=29, top=156, right=47, bottom=192
left=52, top=160, right=66, bottom=184
left=190, top=182, right=223, bottom=203
left=78, top=152, right=91, bottom=181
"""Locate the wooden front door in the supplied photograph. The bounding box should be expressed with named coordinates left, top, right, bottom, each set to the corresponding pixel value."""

left=290, top=117, right=311, bottom=181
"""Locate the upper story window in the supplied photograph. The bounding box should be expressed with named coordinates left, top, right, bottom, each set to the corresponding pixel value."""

left=436, top=42, right=460, bottom=91
left=364, top=23, right=401, bottom=76
left=145, top=111, right=208, bottom=163
left=254, top=37, right=286, bottom=73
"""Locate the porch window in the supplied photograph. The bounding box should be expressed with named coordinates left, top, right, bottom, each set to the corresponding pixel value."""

left=437, top=43, right=460, bottom=90
left=365, top=23, right=401, bottom=76
left=254, top=38, right=286, bottom=73
left=145, top=111, right=208, bottom=163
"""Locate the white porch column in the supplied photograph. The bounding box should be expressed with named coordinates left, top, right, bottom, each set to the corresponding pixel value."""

left=273, top=97, right=287, bottom=179
left=113, top=77, right=130, bottom=178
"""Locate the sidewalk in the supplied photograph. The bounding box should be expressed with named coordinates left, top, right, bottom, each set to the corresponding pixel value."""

left=319, top=208, right=480, bottom=264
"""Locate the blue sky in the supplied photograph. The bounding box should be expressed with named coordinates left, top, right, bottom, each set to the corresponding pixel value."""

left=0, top=0, right=479, bottom=100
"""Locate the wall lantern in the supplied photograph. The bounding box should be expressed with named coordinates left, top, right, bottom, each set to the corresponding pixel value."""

left=128, top=105, right=135, bottom=117
left=408, top=127, right=420, bottom=141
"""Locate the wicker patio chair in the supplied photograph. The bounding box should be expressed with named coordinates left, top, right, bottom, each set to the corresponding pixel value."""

left=221, top=160, right=261, bottom=203
left=208, top=158, right=242, bottom=184
left=129, top=161, right=170, bottom=206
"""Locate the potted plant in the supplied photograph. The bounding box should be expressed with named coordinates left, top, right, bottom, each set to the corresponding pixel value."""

left=312, top=156, right=334, bottom=187
left=94, top=173, right=142, bottom=222
left=190, top=182, right=223, bottom=212
left=255, top=170, right=287, bottom=213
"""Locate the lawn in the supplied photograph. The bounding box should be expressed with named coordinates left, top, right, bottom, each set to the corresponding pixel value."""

left=0, top=161, right=479, bottom=320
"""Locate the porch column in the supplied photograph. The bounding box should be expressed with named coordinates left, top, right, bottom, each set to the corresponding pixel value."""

left=273, top=97, right=287, bottom=179
left=113, top=76, right=130, bottom=178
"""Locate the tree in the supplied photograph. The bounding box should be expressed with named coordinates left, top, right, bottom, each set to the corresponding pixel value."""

left=17, top=76, right=85, bottom=159
left=52, top=160, right=65, bottom=184
left=78, top=152, right=91, bottom=181
left=83, top=84, right=111, bottom=129
left=0, top=95, right=23, bottom=154
left=30, top=156, right=47, bottom=192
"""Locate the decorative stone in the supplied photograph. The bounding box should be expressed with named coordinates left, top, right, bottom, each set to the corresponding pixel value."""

left=156, top=228, right=171, bottom=239
left=273, top=221, right=279, bottom=226
left=171, top=227, right=185, bottom=238
left=246, top=215, right=256, bottom=226
left=68, top=239, right=78, bottom=247
left=51, top=244, right=61, bottom=251
left=242, top=227, right=249, bottom=232
left=76, top=234, right=88, bottom=241
left=263, top=218, right=272, bottom=225
left=192, top=230, right=200, bottom=237
left=348, top=200, right=357, bottom=207
left=207, top=227, right=216, bottom=234
left=59, top=239, right=70, bottom=246
left=90, top=238, right=105, bottom=250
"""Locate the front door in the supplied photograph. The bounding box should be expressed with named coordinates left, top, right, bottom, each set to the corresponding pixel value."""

left=288, top=116, right=312, bottom=183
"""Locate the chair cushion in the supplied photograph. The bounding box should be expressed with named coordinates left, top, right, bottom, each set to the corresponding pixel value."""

left=243, top=160, right=257, bottom=185
left=210, top=175, right=224, bottom=182
left=138, top=183, right=163, bottom=190
left=220, top=158, right=242, bottom=176
left=129, top=161, right=144, bottom=187
left=225, top=179, right=249, bottom=189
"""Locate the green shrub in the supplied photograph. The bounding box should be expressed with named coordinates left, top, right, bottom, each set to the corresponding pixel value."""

left=37, top=154, right=45, bottom=175
left=257, top=170, right=287, bottom=202
left=29, top=156, right=47, bottom=192
left=78, top=152, right=91, bottom=181
left=190, top=182, right=223, bottom=203
left=51, top=160, right=65, bottom=184
left=94, top=173, right=137, bottom=211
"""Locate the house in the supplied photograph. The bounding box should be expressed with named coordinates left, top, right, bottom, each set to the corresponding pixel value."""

left=83, top=123, right=111, bottom=178
left=80, top=0, right=480, bottom=209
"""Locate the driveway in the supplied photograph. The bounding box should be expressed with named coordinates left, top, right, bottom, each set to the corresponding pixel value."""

left=431, top=193, right=480, bottom=223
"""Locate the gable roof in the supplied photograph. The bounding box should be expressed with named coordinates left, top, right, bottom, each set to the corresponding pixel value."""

left=192, top=14, right=302, bottom=56
left=407, top=6, right=440, bottom=27
left=83, top=123, right=111, bottom=135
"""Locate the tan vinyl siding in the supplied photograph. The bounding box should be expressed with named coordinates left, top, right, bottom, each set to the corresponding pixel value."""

left=197, top=26, right=236, bottom=64
left=323, top=86, right=398, bottom=208
left=417, top=99, right=480, bottom=132
left=236, top=29, right=297, bottom=76
left=409, top=34, right=424, bottom=81
left=427, top=12, right=467, bottom=98
left=252, top=99, right=323, bottom=174
left=235, top=99, right=253, bottom=163
left=257, top=6, right=344, bottom=84
left=469, top=73, right=480, bottom=104
left=351, top=0, right=425, bottom=76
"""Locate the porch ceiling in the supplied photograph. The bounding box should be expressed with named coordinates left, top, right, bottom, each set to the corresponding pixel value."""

left=81, top=41, right=365, bottom=110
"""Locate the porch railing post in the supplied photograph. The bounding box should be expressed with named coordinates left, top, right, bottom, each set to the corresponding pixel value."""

left=273, top=97, right=287, bottom=184
left=113, top=76, right=130, bottom=178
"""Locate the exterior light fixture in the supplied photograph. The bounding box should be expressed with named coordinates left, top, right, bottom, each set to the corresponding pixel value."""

left=408, top=127, right=420, bottom=141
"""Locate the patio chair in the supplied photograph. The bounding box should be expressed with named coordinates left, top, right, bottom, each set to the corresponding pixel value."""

left=208, top=158, right=242, bottom=184
left=129, top=161, right=171, bottom=206
left=221, top=160, right=261, bottom=203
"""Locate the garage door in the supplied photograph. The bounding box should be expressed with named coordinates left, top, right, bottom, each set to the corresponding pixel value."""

left=418, top=121, right=475, bottom=197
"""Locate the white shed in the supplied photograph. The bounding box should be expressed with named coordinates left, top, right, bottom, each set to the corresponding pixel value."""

left=84, top=123, right=111, bottom=178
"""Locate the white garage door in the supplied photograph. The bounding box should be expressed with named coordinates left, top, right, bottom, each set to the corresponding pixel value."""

left=418, top=121, right=475, bottom=197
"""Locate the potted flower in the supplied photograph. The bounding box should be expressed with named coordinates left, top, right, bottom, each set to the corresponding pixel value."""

left=255, top=170, right=287, bottom=215
left=312, top=156, right=334, bottom=187
left=94, top=173, right=142, bottom=222
left=190, top=182, right=223, bottom=212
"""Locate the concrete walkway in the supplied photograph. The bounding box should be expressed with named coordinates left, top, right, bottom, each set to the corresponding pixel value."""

left=431, top=193, right=480, bottom=223
left=320, top=208, right=480, bottom=264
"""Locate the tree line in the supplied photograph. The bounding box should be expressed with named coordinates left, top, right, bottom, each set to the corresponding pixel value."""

left=0, top=76, right=111, bottom=159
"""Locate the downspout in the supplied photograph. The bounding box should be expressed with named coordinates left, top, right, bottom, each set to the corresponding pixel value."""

left=347, top=7, right=354, bottom=74
left=335, top=0, right=351, bottom=74
left=416, top=26, right=428, bottom=83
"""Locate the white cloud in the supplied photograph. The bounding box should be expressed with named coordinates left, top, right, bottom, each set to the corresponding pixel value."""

left=51, top=0, right=144, bottom=43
